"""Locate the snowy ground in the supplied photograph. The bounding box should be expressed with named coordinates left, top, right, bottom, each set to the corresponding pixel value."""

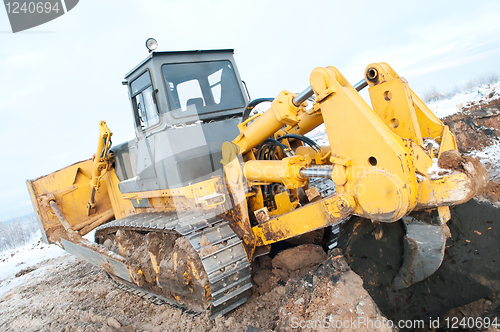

left=428, top=82, right=500, bottom=118
left=470, top=141, right=500, bottom=182
left=0, top=231, right=68, bottom=297
left=426, top=82, right=500, bottom=181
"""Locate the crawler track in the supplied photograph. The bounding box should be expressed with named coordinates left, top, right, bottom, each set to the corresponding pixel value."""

left=95, top=212, right=252, bottom=319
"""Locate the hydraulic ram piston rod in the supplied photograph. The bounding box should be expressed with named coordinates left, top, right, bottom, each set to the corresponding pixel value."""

left=293, top=86, right=314, bottom=106
left=299, top=166, right=333, bottom=178
left=293, top=78, right=368, bottom=107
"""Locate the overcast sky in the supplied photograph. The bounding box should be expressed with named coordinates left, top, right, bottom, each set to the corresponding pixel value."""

left=1, top=0, right=500, bottom=220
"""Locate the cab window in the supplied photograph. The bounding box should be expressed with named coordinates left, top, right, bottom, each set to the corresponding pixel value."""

left=131, top=71, right=159, bottom=130
left=162, top=61, right=245, bottom=118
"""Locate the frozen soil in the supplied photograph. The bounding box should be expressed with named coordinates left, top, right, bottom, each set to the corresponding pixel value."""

left=0, top=254, right=282, bottom=332
left=0, top=246, right=391, bottom=332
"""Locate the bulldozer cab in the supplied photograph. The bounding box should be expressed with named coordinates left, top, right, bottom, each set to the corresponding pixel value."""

left=112, top=50, right=248, bottom=194
left=125, top=49, right=248, bottom=130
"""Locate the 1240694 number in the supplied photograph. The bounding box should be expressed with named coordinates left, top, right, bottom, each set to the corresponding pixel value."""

left=5, top=2, right=60, bottom=14
left=445, top=316, right=498, bottom=329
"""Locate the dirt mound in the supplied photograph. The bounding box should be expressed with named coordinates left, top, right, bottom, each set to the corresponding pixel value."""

left=252, top=243, right=327, bottom=296
left=272, top=243, right=326, bottom=272
left=339, top=197, right=500, bottom=326
left=274, top=249, right=393, bottom=331
left=442, top=98, right=500, bottom=153
left=480, top=181, right=500, bottom=202
left=0, top=255, right=285, bottom=331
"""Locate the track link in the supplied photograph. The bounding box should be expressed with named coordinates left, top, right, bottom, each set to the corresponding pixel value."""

left=95, top=212, right=252, bottom=319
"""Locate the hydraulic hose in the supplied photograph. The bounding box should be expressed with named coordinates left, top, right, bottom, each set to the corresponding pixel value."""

left=241, top=98, right=275, bottom=122
left=260, top=138, right=293, bottom=158
left=277, top=134, right=321, bottom=153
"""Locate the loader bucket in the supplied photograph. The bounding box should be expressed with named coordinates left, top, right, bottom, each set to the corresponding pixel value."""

left=27, top=159, right=115, bottom=244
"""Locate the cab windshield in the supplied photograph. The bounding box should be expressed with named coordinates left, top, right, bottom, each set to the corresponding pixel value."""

left=162, top=61, right=245, bottom=118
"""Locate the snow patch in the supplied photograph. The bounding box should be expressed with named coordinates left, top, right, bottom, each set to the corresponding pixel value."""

left=427, top=158, right=453, bottom=180
left=0, top=231, right=67, bottom=297
left=469, top=142, right=500, bottom=182
left=427, top=82, right=500, bottom=118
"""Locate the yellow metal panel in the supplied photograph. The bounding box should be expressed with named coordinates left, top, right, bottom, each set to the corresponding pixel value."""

left=243, top=156, right=308, bottom=189
left=252, top=194, right=355, bottom=246
left=271, top=191, right=293, bottom=216
left=411, top=142, right=434, bottom=176
left=104, top=170, right=134, bottom=220
left=416, top=172, right=477, bottom=209
left=119, top=177, right=224, bottom=204
left=365, top=62, right=446, bottom=141
left=411, top=91, right=446, bottom=140
left=310, top=66, right=418, bottom=222
left=438, top=125, right=458, bottom=156
left=233, top=91, right=302, bottom=154
left=221, top=142, right=257, bottom=259
left=27, top=159, right=114, bottom=243
left=368, top=78, right=424, bottom=145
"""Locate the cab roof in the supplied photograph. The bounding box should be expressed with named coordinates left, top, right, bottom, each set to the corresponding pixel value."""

left=124, top=49, right=235, bottom=79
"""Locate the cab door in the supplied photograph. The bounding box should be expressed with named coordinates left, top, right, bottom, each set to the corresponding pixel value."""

left=130, top=70, right=160, bottom=191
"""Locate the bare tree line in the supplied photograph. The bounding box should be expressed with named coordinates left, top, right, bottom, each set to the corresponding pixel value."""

left=423, top=73, right=499, bottom=103
left=0, top=214, right=40, bottom=252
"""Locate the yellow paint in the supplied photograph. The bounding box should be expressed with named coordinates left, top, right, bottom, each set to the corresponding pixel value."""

left=310, top=66, right=418, bottom=222
left=148, top=252, right=160, bottom=275
left=416, top=172, right=477, bottom=209
left=90, top=121, right=113, bottom=191
left=437, top=206, right=451, bottom=224
left=173, top=252, right=178, bottom=269
left=233, top=90, right=303, bottom=154
left=243, top=156, right=308, bottom=189
left=228, top=61, right=479, bottom=251
left=27, top=158, right=114, bottom=242
left=368, top=77, right=424, bottom=145
left=205, top=284, right=211, bottom=299
left=120, top=177, right=225, bottom=208
left=188, top=260, right=201, bottom=280
left=438, top=126, right=458, bottom=156
left=253, top=194, right=355, bottom=246
left=270, top=191, right=293, bottom=216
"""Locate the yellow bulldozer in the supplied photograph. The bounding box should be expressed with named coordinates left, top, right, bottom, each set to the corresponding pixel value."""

left=27, top=39, right=487, bottom=318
